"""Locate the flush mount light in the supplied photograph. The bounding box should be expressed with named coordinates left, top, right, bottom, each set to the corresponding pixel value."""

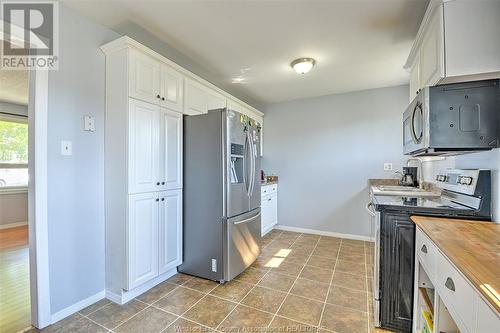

left=291, top=57, right=316, bottom=74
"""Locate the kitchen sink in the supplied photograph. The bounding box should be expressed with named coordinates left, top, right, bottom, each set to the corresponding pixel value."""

left=372, top=185, right=438, bottom=197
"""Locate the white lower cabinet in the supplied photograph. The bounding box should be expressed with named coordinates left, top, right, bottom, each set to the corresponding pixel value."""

left=127, top=190, right=182, bottom=291
left=261, top=184, right=278, bottom=236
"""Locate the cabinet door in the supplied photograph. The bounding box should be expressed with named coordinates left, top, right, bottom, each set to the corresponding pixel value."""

left=206, top=88, right=226, bottom=111
left=261, top=196, right=272, bottom=234
left=419, top=5, right=444, bottom=87
left=160, top=64, right=183, bottom=112
left=269, top=194, right=278, bottom=226
left=159, top=108, right=182, bottom=190
left=128, top=99, right=160, bottom=194
left=409, top=56, right=420, bottom=102
left=380, top=212, right=415, bottom=332
left=159, top=189, right=182, bottom=274
left=129, top=51, right=161, bottom=105
left=127, top=192, right=159, bottom=290
left=184, top=78, right=207, bottom=115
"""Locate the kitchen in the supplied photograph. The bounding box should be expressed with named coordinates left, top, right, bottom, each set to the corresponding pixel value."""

left=0, top=0, right=498, bottom=333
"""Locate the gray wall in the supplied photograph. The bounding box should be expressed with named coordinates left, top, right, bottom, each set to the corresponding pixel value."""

left=46, top=5, right=120, bottom=314
left=423, top=150, right=500, bottom=222
left=262, top=85, right=409, bottom=238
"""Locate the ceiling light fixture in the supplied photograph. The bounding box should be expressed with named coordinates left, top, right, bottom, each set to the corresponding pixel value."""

left=291, top=57, right=316, bottom=74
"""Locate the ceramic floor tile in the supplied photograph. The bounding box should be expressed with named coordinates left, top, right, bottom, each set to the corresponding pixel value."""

left=342, top=239, right=366, bottom=248
left=41, top=313, right=108, bottom=333
left=153, top=287, right=205, bottom=315
left=87, top=299, right=147, bottom=330
left=114, top=306, right=177, bottom=333
left=335, top=259, right=367, bottom=276
left=284, top=254, right=310, bottom=266
left=258, top=271, right=295, bottom=292
left=241, top=286, right=287, bottom=313
left=311, top=246, right=339, bottom=259
left=219, top=305, right=273, bottom=332
left=167, top=273, right=194, bottom=285
left=163, top=317, right=214, bottom=333
left=234, top=267, right=268, bottom=284
left=306, top=255, right=336, bottom=269
left=332, top=271, right=367, bottom=291
left=299, top=265, right=333, bottom=284
left=183, top=295, right=236, bottom=328
left=182, top=276, right=219, bottom=293
left=337, top=251, right=365, bottom=263
left=78, top=299, right=111, bottom=316
left=339, top=245, right=366, bottom=256
left=136, top=281, right=177, bottom=304
left=277, top=294, right=323, bottom=326
left=320, top=303, right=368, bottom=333
left=290, top=278, right=329, bottom=301
left=327, top=286, right=368, bottom=312
left=269, top=316, right=317, bottom=333
left=271, top=261, right=304, bottom=277
left=210, top=280, right=254, bottom=303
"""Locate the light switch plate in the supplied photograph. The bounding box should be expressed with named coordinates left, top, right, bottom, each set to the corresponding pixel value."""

left=61, top=140, right=72, bottom=156
left=384, top=163, right=393, bottom=171
left=84, top=115, right=95, bottom=132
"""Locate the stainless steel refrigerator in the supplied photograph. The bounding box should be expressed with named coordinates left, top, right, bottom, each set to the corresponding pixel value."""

left=179, top=108, right=261, bottom=282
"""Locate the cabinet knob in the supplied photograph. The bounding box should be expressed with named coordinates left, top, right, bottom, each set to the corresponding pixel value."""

left=156, top=182, right=160, bottom=186
left=445, top=277, right=455, bottom=292
left=161, top=182, right=165, bottom=185
left=156, top=198, right=160, bottom=202
left=268, top=198, right=272, bottom=201
left=161, top=97, right=165, bottom=101
left=421, top=245, right=427, bottom=254
left=156, top=94, right=161, bottom=99
left=161, top=198, right=165, bottom=201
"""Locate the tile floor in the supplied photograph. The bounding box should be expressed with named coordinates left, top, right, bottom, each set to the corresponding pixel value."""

left=26, top=229, right=391, bottom=333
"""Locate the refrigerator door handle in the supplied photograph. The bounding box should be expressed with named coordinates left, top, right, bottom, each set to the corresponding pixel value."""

left=243, top=132, right=249, bottom=195
left=247, top=131, right=256, bottom=196
left=233, top=212, right=261, bottom=225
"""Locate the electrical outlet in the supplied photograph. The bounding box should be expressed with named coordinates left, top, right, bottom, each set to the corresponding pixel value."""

left=84, top=115, right=95, bottom=132
left=384, top=163, right=393, bottom=171
left=61, top=140, right=72, bottom=156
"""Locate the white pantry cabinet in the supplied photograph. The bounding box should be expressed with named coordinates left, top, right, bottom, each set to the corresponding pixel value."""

left=405, top=0, right=500, bottom=101
left=261, top=184, right=278, bottom=236
left=159, top=189, right=182, bottom=274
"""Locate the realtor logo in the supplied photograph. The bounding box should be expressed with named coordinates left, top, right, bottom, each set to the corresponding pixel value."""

left=1, top=1, right=59, bottom=69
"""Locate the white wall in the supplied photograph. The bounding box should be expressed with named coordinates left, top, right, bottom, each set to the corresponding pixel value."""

left=46, top=4, right=120, bottom=314
left=423, top=149, right=500, bottom=222
left=262, top=85, right=409, bottom=238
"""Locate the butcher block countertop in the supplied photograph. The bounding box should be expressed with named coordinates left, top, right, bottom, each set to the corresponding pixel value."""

left=411, top=216, right=500, bottom=313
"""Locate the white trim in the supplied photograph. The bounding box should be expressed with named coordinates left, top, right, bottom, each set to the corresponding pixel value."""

left=0, top=221, right=28, bottom=230
left=28, top=69, right=51, bottom=328
left=50, top=290, right=105, bottom=324
left=0, top=187, right=28, bottom=195
left=274, top=224, right=374, bottom=242
left=106, top=268, right=178, bottom=305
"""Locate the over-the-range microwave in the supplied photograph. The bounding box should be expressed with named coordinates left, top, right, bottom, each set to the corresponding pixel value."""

left=403, top=79, right=500, bottom=156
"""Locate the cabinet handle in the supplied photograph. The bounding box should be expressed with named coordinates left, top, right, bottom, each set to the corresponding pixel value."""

left=445, top=277, right=455, bottom=292
left=161, top=198, right=165, bottom=201
left=156, top=94, right=161, bottom=99
left=421, top=244, right=427, bottom=254
left=156, top=182, right=161, bottom=186
left=156, top=198, right=159, bottom=202
left=268, top=198, right=272, bottom=201
left=161, top=182, right=165, bottom=185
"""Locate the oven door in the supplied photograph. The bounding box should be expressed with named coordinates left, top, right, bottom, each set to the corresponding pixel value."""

left=403, top=91, right=429, bottom=155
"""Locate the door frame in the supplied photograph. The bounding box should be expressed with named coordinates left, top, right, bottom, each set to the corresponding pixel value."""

left=1, top=22, right=52, bottom=328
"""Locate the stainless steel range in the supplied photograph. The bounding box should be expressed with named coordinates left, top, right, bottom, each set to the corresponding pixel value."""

left=367, top=169, right=492, bottom=332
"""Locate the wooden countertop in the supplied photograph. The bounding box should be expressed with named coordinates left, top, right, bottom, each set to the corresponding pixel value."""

left=411, top=216, right=500, bottom=313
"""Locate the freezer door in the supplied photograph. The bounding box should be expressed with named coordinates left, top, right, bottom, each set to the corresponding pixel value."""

left=225, top=208, right=261, bottom=281
left=225, top=109, right=251, bottom=217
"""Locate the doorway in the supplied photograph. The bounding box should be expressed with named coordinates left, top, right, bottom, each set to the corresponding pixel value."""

left=0, top=70, right=31, bottom=332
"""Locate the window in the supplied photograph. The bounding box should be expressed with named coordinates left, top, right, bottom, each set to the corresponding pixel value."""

left=0, top=114, right=28, bottom=188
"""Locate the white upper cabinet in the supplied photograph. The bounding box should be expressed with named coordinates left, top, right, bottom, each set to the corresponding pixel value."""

left=158, top=189, right=182, bottom=274
left=207, top=89, right=226, bottom=111
left=128, top=99, right=160, bottom=194
left=184, top=77, right=226, bottom=115
left=405, top=0, right=500, bottom=100
left=160, top=109, right=182, bottom=191
left=127, top=192, right=159, bottom=290
left=160, top=64, right=184, bottom=112
left=129, top=51, right=161, bottom=105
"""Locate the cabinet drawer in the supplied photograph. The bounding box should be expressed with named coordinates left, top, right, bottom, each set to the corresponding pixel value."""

left=261, top=184, right=277, bottom=197
left=415, top=229, right=437, bottom=279
left=475, top=297, right=500, bottom=333
left=436, top=251, right=476, bottom=332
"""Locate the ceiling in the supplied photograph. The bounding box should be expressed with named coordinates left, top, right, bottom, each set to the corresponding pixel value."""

left=0, top=70, right=28, bottom=105
left=65, top=0, right=429, bottom=106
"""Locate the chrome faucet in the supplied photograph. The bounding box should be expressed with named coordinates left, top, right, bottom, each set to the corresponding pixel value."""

left=406, top=158, right=424, bottom=189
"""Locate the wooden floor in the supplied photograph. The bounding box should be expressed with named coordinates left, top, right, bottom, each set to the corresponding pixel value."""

left=0, top=226, right=31, bottom=333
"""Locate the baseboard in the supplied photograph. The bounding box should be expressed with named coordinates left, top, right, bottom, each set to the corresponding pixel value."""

left=50, top=290, right=105, bottom=324
left=0, top=221, right=28, bottom=230
left=106, top=268, right=178, bottom=305
left=274, top=224, right=374, bottom=242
